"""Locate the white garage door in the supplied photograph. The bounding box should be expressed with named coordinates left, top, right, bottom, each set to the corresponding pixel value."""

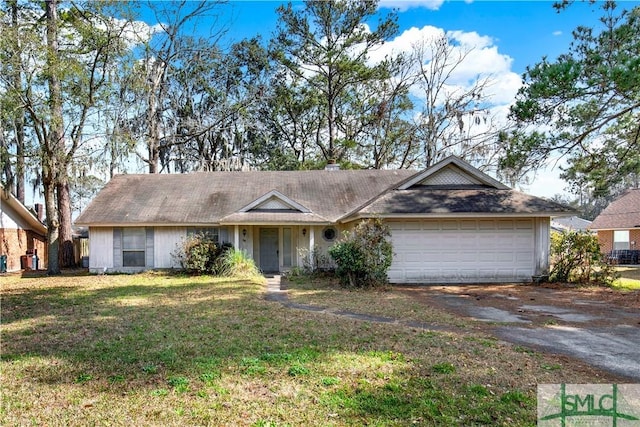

left=388, top=219, right=535, bottom=284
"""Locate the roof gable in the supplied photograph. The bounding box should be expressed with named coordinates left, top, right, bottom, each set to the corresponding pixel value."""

left=1, top=186, right=47, bottom=235
left=343, top=156, right=573, bottom=221
left=398, top=156, right=509, bottom=190
left=239, top=190, right=310, bottom=213
left=589, top=189, right=640, bottom=230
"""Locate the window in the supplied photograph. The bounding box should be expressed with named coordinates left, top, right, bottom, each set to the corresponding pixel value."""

left=323, top=226, right=337, bottom=242
left=613, top=230, right=630, bottom=250
left=187, top=227, right=219, bottom=243
left=122, top=228, right=146, bottom=267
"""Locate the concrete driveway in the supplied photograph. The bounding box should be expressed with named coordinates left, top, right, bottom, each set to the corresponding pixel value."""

left=397, top=285, right=640, bottom=381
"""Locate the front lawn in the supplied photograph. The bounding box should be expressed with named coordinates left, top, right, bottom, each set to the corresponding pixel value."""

left=612, top=266, right=640, bottom=290
left=1, top=272, right=622, bottom=426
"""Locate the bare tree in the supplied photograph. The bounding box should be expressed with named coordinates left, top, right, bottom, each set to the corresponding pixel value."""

left=411, top=34, right=504, bottom=172
left=349, top=54, right=418, bottom=169
left=120, top=1, right=228, bottom=174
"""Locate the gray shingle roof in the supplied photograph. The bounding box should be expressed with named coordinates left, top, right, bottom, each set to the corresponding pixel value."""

left=75, top=160, right=575, bottom=226
left=589, top=189, right=640, bottom=230
left=356, top=186, right=574, bottom=217
left=75, top=170, right=416, bottom=226
left=551, top=216, right=592, bottom=232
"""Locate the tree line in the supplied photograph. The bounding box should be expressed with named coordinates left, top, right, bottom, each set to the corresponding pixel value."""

left=1, top=0, right=638, bottom=274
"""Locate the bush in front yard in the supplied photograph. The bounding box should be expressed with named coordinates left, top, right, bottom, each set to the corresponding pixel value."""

left=172, top=233, right=232, bottom=274
left=217, top=248, right=261, bottom=278
left=549, top=230, right=618, bottom=286
left=329, top=218, right=393, bottom=288
left=298, top=245, right=334, bottom=274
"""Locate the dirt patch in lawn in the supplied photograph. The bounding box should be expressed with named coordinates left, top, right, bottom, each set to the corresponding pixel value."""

left=394, top=283, right=640, bottom=328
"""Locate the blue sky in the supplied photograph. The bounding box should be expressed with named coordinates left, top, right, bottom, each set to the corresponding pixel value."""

left=136, top=0, right=639, bottom=198
left=219, top=0, right=611, bottom=74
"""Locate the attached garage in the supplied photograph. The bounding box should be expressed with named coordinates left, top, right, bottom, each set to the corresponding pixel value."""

left=351, top=158, right=560, bottom=284
left=388, top=219, right=538, bottom=284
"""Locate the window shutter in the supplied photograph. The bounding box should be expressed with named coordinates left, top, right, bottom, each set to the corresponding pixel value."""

left=113, top=228, right=122, bottom=268
left=219, top=227, right=228, bottom=244
left=146, top=227, right=154, bottom=268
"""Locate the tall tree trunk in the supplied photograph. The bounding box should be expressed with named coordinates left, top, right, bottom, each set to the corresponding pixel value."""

left=146, top=59, right=164, bottom=174
left=43, top=169, right=60, bottom=274
left=327, top=64, right=335, bottom=161
left=45, top=0, right=63, bottom=274
left=57, top=178, right=75, bottom=267
left=10, top=0, right=25, bottom=203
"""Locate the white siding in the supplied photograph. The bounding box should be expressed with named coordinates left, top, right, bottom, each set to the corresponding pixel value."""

left=88, top=227, right=113, bottom=272
left=303, top=225, right=341, bottom=270
left=154, top=227, right=186, bottom=268
left=239, top=226, right=253, bottom=256
left=1, top=203, right=22, bottom=230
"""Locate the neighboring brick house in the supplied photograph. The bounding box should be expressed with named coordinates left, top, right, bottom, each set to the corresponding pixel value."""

left=589, top=189, right=640, bottom=263
left=1, top=187, right=47, bottom=272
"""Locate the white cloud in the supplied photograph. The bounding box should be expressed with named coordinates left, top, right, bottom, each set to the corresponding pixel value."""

left=378, top=0, right=445, bottom=12
left=90, top=16, right=161, bottom=50
left=447, top=30, right=493, bottom=49
left=488, top=72, right=523, bottom=104
left=552, top=30, right=563, bottom=36
left=367, top=25, right=568, bottom=195
left=370, top=25, right=522, bottom=109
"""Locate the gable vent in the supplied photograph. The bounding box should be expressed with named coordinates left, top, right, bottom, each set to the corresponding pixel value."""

left=417, top=166, right=481, bottom=186
left=256, top=197, right=295, bottom=210
left=238, top=190, right=311, bottom=213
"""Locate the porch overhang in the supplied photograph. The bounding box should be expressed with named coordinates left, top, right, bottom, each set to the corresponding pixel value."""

left=219, top=211, right=330, bottom=225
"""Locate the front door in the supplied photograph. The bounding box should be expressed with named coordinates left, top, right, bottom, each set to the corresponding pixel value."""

left=259, top=228, right=279, bottom=272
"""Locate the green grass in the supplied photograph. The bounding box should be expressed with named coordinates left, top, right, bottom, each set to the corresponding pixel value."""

left=1, top=272, right=622, bottom=426
left=611, top=278, right=640, bottom=290
left=607, top=266, right=640, bottom=290
left=611, top=266, right=640, bottom=290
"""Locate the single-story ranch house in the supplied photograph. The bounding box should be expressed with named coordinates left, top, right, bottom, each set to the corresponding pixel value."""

left=75, top=156, right=573, bottom=284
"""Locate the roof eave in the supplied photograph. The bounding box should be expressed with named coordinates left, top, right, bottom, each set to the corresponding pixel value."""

left=1, top=188, right=47, bottom=235
left=588, top=226, right=640, bottom=231
left=77, top=222, right=221, bottom=228
left=219, top=221, right=333, bottom=226
left=340, top=212, right=573, bottom=223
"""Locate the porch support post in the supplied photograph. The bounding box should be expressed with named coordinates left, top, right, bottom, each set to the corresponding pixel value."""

left=309, top=227, right=315, bottom=267
left=234, top=225, right=240, bottom=250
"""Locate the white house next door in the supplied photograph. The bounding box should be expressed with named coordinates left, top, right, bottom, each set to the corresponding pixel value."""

left=259, top=228, right=279, bottom=272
